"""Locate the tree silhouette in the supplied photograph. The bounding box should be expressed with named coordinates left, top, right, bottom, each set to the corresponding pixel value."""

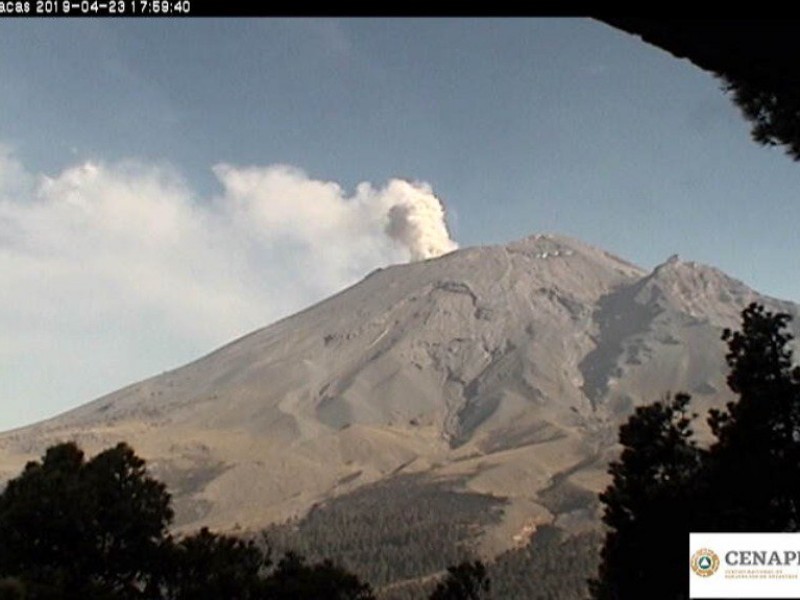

left=0, top=441, right=378, bottom=599
left=591, top=394, right=702, bottom=599
left=706, top=304, right=800, bottom=532
left=162, top=527, right=268, bottom=600
left=592, top=303, right=800, bottom=599
left=84, top=443, right=174, bottom=596
left=429, top=560, right=491, bottom=600
left=0, top=442, right=172, bottom=599
left=261, top=551, right=376, bottom=600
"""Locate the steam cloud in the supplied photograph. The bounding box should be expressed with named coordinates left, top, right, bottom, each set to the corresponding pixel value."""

left=212, top=165, right=457, bottom=268
left=383, top=180, right=458, bottom=261
left=0, top=152, right=458, bottom=427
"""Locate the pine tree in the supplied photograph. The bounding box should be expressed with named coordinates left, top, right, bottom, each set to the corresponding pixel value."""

left=0, top=442, right=172, bottom=598
left=591, top=394, right=702, bottom=599
left=593, top=303, right=800, bottom=599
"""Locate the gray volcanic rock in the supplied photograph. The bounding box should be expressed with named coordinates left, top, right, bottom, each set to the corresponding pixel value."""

left=0, top=234, right=795, bottom=550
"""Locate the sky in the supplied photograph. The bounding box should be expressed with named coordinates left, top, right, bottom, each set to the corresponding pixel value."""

left=1, top=18, right=800, bottom=431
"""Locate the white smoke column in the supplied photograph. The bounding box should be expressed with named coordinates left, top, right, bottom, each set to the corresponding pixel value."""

left=214, top=166, right=458, bottom=266
left=0, top=153, right=461, bottom=428
left=382, top=179, right=458, bottom=261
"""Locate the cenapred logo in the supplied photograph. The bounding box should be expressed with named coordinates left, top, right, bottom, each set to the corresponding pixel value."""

left=691, top=548, right=721, bottom=577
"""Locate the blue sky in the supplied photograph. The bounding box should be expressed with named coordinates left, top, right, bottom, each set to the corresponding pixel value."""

left=1, top=18, right=799, bottom=430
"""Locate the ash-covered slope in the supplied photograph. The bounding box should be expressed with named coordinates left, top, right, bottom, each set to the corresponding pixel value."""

left=0, top=234, right=795, bottom=548
left=50, top=234, right=643, bottom=443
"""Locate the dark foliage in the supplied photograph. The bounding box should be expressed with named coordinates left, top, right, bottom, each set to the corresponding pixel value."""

left=593, top=303, right=800, bottom=599
left=489, top=526, right=601, bottom=600
left=726, top=79, right=800, bottom=161
left=429, top=561, right=490, bottom=600
left=0, top=578, right=25, bottom=600
left=162, top=527, right=268, bottom=600
left=264, top=474, right=505, bottom=591
left=262, top=551, right=375, bottom=600
left=265, top=470, right=598, bottom=600
left=591, top=394, right=702, bottom=600
left=0, top=442, right=376, bottom=600
left=0, top=442, right=172, bottom=599
left=706, top=304, right=800, bottom=532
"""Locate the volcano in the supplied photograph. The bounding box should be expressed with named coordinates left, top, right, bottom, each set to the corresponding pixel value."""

left=1, top=233, right=795, bottom=555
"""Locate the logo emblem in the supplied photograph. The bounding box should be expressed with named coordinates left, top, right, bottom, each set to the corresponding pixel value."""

left=691, top=548, right=720, bottom=577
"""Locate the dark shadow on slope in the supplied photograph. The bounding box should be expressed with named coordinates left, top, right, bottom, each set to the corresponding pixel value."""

left=578, top=277, right=665, bottom=409
left=446, top=341, right=519, bottom=449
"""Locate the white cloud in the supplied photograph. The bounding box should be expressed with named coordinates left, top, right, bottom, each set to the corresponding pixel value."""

left=0, top=152, right=457, bottom=429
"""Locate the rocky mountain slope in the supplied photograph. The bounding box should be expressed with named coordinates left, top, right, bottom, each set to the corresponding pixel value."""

left=1, top=233, right=795, bottom=556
